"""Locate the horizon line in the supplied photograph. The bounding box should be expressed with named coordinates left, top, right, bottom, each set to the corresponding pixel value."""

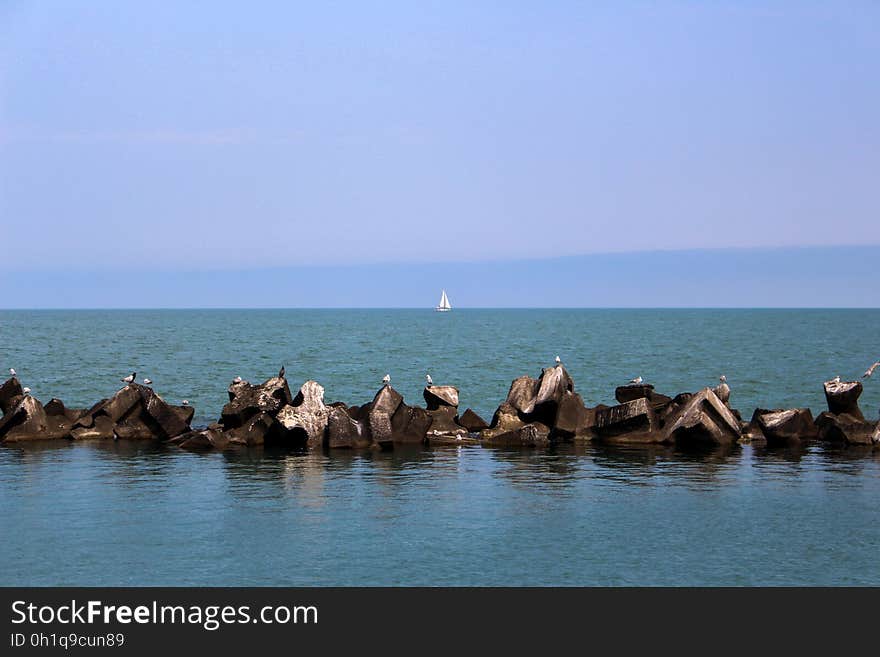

left=2, top=307, right=879, bottom=312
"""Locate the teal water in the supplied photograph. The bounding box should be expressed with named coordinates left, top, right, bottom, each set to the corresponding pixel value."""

left=1, top=309, right=879, bottom=585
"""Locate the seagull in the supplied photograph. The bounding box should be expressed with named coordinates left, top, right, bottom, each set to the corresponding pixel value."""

left=23, top=387, right=31, bottom=395
left=181, top=400, right=190, bottom=406
left=714, top=375, right=731, bottom=404
left=9, top=368, right=16, bottom=377
left=383, top=374, right=391, bottom=385
left=121, top=372, right=136, bottom=385
left=143, top=378, right=152, bottom=385
left=278, top=365, right=285, bottom=379
left=233, top=376, right=243, bottom=384
left=830, top=375, right=841, bottom=384
left=629, top=376, right=643, bottom=385
left=425, top=373, right=433, bottom=386
left=555, top=356, right=562, bottom=365
left=863, top=362, right=880, bottom=379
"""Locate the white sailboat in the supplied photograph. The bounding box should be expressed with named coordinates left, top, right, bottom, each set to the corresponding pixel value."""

left=435, top=289, right=452, bottom=312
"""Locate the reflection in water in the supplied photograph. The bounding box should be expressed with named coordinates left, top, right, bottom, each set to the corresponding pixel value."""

left=1, top=440, right=879, bottom=586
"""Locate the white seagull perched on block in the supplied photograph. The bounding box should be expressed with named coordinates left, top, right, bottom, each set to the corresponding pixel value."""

left=182, top=400, right=189, bottom=406
left=9, top=368, right=16, bottom=377
left=629, top=376, right=643, bottom=385
left=121, top=372, right=136, bottom=385
left=863, top=362, right=880, bottom=379
left=831, top=375, right=841, bottom=384
left=383, top=374, right=391, bottom=385
left=143, top=378, right=152, bottom=385
left=23, top=387, right=31, bottom=395
left=233, top=376, right=243, bottom=384
left=555, top=356, right=562, bottom=365
left=714, top=375, right=731, bottom=404
left=425, top=373, right=433, bottom=386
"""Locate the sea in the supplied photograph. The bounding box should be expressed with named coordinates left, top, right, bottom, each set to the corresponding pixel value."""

left=1, top=309, right=878, bottom=585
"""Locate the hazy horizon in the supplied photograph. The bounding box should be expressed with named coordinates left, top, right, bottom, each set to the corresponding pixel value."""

left=3, top=245, right=878, bottom=309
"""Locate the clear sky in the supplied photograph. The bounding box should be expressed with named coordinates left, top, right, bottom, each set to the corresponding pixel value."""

left=1, top=2, right=878, bottom=286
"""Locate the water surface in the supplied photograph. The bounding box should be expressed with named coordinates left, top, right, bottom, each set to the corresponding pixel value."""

left=1, top=309, right=879, bottom=585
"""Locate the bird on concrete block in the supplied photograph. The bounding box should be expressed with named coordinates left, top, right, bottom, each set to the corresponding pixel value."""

left=714, top=375, right=731, bottom=404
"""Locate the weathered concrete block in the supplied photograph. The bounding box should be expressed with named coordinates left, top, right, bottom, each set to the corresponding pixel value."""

left=664, top=388, right=741, bottom=446
left=815, top=411, right=877, bottom=445
left=751, top=408, right=816, bottom=445
left=594, top=398, right=661, bottom=442
left=458, top=408, right=489, bottom=433
left=423, top=385, right=459, bottom=410
left=823, top=380, right=864, bottom=420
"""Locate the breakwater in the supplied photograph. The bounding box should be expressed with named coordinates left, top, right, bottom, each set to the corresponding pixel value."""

left=2, top=364, right=878, bottom=450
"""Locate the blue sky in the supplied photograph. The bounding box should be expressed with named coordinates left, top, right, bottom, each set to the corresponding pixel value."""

left=0, top=2, right=878, bottom=305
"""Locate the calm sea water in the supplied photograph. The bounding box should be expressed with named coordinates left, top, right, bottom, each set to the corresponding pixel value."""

left=1, top=309, right=879, bottom=585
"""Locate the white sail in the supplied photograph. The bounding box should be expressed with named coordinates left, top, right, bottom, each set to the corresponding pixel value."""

left=436, top=289, right=451, bottom=311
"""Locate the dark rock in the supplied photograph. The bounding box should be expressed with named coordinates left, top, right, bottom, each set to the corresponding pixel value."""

left=371, top=385, right=403, bottom=416
left=751, top=408, right=816, bottom=445
left=99, top=384, right=142, bottom=423
left=172, top=428, right=229, bottom=451
left=553, top=391, right=590, bottom=440
left=815, top=411, right=877, bottom=445
left=672, top=392, right=693, bottom=405
left=425, top=406, right=467, bottom=444
left=482, top=420, right=551, bottom=447
left=171, top=404, right=195, bottom=427
left=458, top=408, right=489, bottom=433
left=481, top=403, right=550, bottom=446
left=392, top=404, right=432, bottom=444
left=69, top=384, right=192, bottom=441
left=326, top=406, right=370, bottom=449
left=505, top=376, right=538, bottom=415
left=274, top=380, right=329, bottom=447
left=0, top=395, right=52, bottom=442
left=221, top=376, right=293, bottom=429
left=823, top=380, right=864, bottom=420
left=143, top=393, right=192, bottom=439
left=44, top=398, right=87, bottom=423
left=615, top=383, right=655, bottom=404
left=423, top=385, right=459, bottom=410
left=114, top=414, right=157, bottom=440
left=594, top=398, right=664, bottom=443
left=226, top=412, right=277, bottom=447
left=71, top=399, right=107, bottom=429
left=0, top=377, right=24, bottom=415
left=44, top=398, right=68, bottom=416
left=664, top=388, right=741, bottom=446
